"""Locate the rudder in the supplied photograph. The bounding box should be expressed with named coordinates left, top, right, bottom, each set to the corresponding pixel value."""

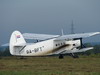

left=9, top=30, right=26, bottom=55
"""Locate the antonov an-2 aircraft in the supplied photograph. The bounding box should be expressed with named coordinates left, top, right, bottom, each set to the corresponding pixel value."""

left=9, top=31, right=100, bottom=58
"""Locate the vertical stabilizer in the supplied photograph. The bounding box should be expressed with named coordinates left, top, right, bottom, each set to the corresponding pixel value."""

left=9, top=31, right=26, bottom=55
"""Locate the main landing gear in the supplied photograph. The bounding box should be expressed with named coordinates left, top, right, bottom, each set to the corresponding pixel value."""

left=59, top=54, right=64, bottom=59
left=71, top=53, right=79, bottom=58
left=58, top=54, right=79, bottom=59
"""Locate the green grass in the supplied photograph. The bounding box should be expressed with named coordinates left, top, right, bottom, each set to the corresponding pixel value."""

left=0, top=55, right=100, bottom=75
left=0, top=71, right=100, bottom=75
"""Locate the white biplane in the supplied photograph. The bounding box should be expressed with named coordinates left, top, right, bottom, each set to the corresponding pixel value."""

left=9, top=30, right=100, bottom=58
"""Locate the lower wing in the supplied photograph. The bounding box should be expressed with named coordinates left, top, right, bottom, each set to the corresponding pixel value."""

left=49, top=47, right=93, bottom=55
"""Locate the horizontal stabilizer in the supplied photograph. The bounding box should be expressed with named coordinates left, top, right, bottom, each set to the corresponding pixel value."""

left=1, top=43, right=9, bottom=46
left=13, top=43, right=26, bottom=47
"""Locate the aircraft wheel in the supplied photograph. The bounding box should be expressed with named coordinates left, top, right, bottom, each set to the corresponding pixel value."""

left=59, top=54, right=64, bottom=59
left=73, top=55, right=79, bottom=58
left=20, top=56, right=24, bottom=59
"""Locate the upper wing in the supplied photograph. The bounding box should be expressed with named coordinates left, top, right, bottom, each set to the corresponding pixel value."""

left=55, top=32, right=100, bottom=40
left=23, top=33, right=59, bottom=40
left=23, top=32, right=100, bottom=40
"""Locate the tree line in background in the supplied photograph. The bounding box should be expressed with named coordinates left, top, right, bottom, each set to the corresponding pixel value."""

left=82, top=43, right=100, bottom=55
left=0, top=43, right=100, bottom=57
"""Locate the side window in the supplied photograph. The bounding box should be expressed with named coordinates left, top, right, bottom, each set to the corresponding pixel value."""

left=56, top=44, right=58, bottom=46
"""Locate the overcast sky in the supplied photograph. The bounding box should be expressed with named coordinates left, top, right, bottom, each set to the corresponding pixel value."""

left=0, top=0, right=100, bottom=44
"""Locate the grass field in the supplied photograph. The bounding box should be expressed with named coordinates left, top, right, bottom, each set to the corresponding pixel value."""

left=0, top=55, right=100, bottom=75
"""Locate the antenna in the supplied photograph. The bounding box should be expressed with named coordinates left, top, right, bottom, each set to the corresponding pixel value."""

left=61, top=29, right=64, bottom=35
left=71, top=20, right=74, bottom=34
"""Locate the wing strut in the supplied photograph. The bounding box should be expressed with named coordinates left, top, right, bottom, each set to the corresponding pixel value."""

left=80, top=38, right=86, bottom=48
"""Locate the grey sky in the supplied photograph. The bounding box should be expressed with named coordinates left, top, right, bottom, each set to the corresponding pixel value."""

left=0, top=0, right=100, bottom=44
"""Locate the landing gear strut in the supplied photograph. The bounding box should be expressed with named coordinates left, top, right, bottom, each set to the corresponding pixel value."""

left=71, top=53, right=79, bottom=58
left=59, top=54, right=64, bottom=59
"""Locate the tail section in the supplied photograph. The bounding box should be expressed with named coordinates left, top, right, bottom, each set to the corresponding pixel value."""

left=9, top=30, right=26, bottom=55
